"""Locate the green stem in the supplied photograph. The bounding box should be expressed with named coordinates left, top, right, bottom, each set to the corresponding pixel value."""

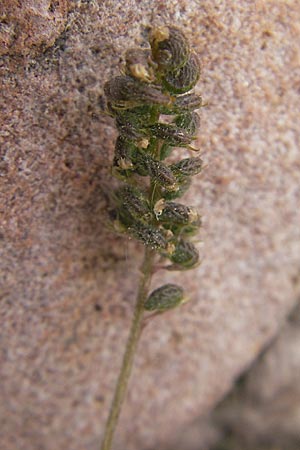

left=101, top=246, right=155, bottom=450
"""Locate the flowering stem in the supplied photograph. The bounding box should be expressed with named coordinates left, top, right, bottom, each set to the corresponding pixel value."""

left=100, top=246, right=155, bottom=450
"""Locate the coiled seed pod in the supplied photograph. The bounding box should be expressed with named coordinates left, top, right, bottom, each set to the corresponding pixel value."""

left=115, top=185, right=151, bottom=223
left=149, top=123, right=194, bottom=146
left=116, top=116, right=147, bottom=140
left=149, top=26, right=190, bottom=71
left=154, top=199, right=199, bottom=225
left=104, top=75, right=171, bottom=109
left=170, top=155, right=203, bottom=178
left=174, top=111, right=200, bottom=135
left=134, top=152, right=178, bottom=190
left=144, top=284, right=185, bottom=311
left=168, top=239, right=199, bottom=269
left=168, top=222, right=201, bottom=238
left=115, top=105, right=159, bottom=140
left=163, top=52, right=200, bottom=94
left=129, top=222, right=167, bottom=249
left=113, top=135, right=137, bottom=173
left=173, top=93, right=203, bottom=111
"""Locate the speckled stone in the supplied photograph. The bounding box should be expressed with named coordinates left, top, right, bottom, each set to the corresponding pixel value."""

left=1, top=1, right=300, bottom=450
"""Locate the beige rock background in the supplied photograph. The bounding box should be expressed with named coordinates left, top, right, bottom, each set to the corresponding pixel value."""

left=1, top=1, right=300, bottom=450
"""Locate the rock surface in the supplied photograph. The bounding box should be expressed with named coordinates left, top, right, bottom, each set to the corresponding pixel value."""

left=1, top=1, right=300, bottom=450
left=210, top=300, right=300, bottom=450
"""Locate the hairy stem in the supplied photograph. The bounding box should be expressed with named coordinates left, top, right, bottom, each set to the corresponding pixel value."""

left=101, top=246, right=155, bottom=450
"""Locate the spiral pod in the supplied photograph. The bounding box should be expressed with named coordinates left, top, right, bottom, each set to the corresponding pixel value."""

left=134, top=151, right=178, bottom=191
left=149, top=123, right=195, bottom=146
left=114, top=185, right=152, bottom=224
left=104, top=75, right=171, bottom=109
left=149, top=26, right=190, bottom=71
left=173, top=93, right=203, bottom=112
left=174, top=111, right=200, bottom=134
left=154, top=199, right=199, bottom=226
left=128, top=222, right=169, bottom=250
left=168, top=239, right=199, bottom=270
left=163, top=52, right=201, bottom=95
left=170, top=155, right=203, bottom=178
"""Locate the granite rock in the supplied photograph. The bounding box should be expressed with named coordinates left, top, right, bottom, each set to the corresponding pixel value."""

left=1, top=1, right=300, bottom=450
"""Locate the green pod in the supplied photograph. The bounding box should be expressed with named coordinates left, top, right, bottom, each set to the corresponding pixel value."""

left=114, top=185, right=151, bottom=224
left=113, top=135, right=138, bottom=174
left=116, top=105, right=159, bottom=128
left=149, top=26, right=190, bottom=71
left=134, top=152, right=178, bottom=191
left=174, top=111, right=200, bottom=135
left=170, top=155, right=203, bottom=179
left=149, top=123, right=194, bottom=146
left=162, top=52, right=200, bottom=94
left=116, top=116, right=148, bottom=140
left=154, top=199, right=199, bottom=226
left=104, top=75, right=171, bottom=109
left=157, top=93, right=203, bottom=115
left=173, top=93, right=203, bottom=111
left=168, top=222, right=201, bottom=238
left=129, top=222, right=167, bottom=250
left=148, top=159, right=178, bottom=191
left=168, top=239, right=199, bottom=270
left=144, top=284, right=185, bottom=311
left=115, top=104, right=159, bottom=142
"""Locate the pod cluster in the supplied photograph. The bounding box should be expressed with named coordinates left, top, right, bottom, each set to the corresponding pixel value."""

left=104, top=26, right=203, bottom=311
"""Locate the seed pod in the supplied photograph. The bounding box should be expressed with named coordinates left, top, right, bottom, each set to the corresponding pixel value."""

left=114, top=105, right=159, bottom=141
left=154, top=199, right=199, bottom=225
left=104, top=75, right=171, bottom=109
left=174, top=111, right=200, bottom=136
left=134, top=152, right=178, bottom=190
left=170, top=155, right=203, bottom=178
left=149, top=26, right=190, bottom=71
left=163, top=52, right=200, bottom=94
left=150, top=159, right=178, bottom=190
left=113, top=135, right=137, bottom=172
left=125, top=48, right=155, bottom=83
left=168, top=222, right=201, bottom=238
left=115, top=185, right=151, bottom=223
left=168, top=239, right=199, bottom=270
left=144, top=284, right=185, bottom=311
left=129, top=222, right=167, bottom=249
left=149, top=123, right=194, bottom=146
left=174, top=93, right=203, bottom=111
left=116, top=116, right=147, bottom=140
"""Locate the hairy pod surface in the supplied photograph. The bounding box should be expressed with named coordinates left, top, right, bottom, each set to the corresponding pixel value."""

left=144, top=284, right=185, bottom=311
left=104, top=75, right=171, bottom=109
left=149, top=26, right=190, bottom=71
left=154, top=199, right=198, bottom=225
left=129, top=222, right=168, bottom=250
left=170, top=155, right=203, bottom=178
left=149, top=123, right=194, bottom=146
left=168, top=239, right=199, bottom=270
left=163, top=52, right=201, bottom=94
